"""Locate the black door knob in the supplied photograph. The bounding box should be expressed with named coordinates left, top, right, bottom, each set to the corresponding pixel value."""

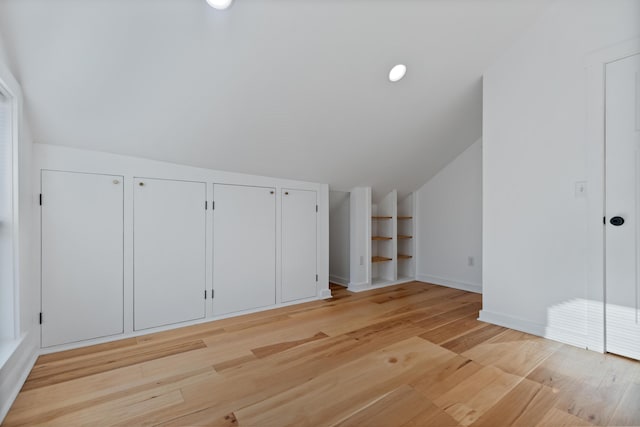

left=610, top=216, right=625, bottom=226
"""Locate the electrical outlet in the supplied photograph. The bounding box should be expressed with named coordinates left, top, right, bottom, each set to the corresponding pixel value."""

left=360, top=256, right=364, bottom=266
left=468, top=256, right=474, bottom=267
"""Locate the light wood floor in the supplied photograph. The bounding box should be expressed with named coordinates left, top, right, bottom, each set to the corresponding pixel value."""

left=4, top=282, right=640, bottom=426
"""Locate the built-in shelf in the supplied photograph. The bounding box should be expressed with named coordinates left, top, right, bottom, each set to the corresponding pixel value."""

left=397, top=254, right=412, bottom=260
left=372, top=256, right=393, bottom=263
left=397, top=235, right=413, bottom=239
left=397, top=216, right=413, bottom=220
left=372, top=216, right=393, bottom=220
left=372, top=236, right=393, bottom=241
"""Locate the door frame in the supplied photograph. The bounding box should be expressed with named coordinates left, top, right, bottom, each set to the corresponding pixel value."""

left=586, top=38, right=640, bottom=353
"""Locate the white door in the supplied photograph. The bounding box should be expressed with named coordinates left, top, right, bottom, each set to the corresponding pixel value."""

left=213, top=184, right=276, bottom=315
left=605, top=53, right=640, bottom=360
left=134, top=178, right=206, bottom=330
left=282, top=189, right=317, bottom=302
left=41, top=171, right=123, bottom=347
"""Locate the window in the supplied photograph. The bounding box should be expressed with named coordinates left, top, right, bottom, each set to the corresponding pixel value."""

left=0, top=87, right=15, bottom=342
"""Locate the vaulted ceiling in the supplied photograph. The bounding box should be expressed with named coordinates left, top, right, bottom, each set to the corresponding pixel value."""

left=0, top=0, right=553, bottom=200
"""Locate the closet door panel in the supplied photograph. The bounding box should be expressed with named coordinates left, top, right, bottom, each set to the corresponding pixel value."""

left=41, top=170, right=124, bottom=347
left=134, top=178, right=206, bottom=330
left=213, top=184, right=276, bottom=315
left=282, top=189, right=317, bottom=302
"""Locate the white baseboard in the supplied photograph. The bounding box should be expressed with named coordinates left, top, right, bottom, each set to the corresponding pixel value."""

left=329, top=275, right=349, bottom=286
left=416, top=274, right=482, bottom=294
left=0, top=331, right=39, bottom=424
left=319, top=288, right=333, bottom=299
left=478, top=309, right=592, bottom=351
left=478, top=309, right=545, bottom=336
left=347, top=281, right=370, bottom=292
left=348, top=277, right=415, bottom=293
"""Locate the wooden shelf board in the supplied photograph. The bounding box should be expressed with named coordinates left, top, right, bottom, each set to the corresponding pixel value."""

left=397, top=216, right=413, bottom=220
left=372, top=236, right=393, bottom=241
left=372, top=216, right=393, bottom=220
left=371, top=256, right=393, bottom=263
left=397, top=254, right=413, bottom=260
left=397, top=235, right=413, bottom=239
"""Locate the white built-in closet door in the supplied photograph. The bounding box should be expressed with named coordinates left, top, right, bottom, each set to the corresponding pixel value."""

left=41, top=170, right=124, bottom=348
left=134, top=178, right=206, bottom=330
left=213, top=184, right=276, bottom=315
left=281, top=189, right=317, bottom=302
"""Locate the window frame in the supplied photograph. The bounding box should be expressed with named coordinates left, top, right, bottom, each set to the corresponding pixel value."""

left=0, top=75, right=20, bottom=343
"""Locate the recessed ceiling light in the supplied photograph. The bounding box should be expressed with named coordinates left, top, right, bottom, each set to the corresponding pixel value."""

left=206, top=0, right=233, bottom=10
left=389, top=64, right=407, bottom=82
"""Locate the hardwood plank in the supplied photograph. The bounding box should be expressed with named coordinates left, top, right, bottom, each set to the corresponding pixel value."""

left=374, top=295, right=473, bottom=324
left=46, top=389, right=184, bottom=426
left=469, top=378, right=558, bottom=427
left=222, top=313, right=292, bottom=333
left=135, top=323, right=225, bottom=345
left=140, top=347, right=225, bottom=378
left=155, top=409, right=240, bottom=427
left=332, top=385, right=441, bottom=427
left=441, top=323, right=508, bottom=354
left=413, top=302, right=483, bottom=331
left=232, top=337, right=457, bottom=427
left=155, top=323, right=444, bottom=426
left=5, top=365, right=144, bottom=417
left=463, top=329, right=562, bottom=377
left=411, top=356, right=484, bottom=401
left=419, top=313, right=486, bottom=345
left=120, top=335, right=380, bottom=425
left=37, top=338, right=139, bottom=364
left=433, top=365, right=523, bottom=426
left=401, top=405, right=461, bottom=427
left=535, top=408, right=593, bottom=427
left=251, top=331, right=328, bottom=358
left=23, top=339, right=207, bottom=391
left=4, top=367, right=215, bottom=426
left=607, top=380, right=640, bottom=426
left=211, top=353, right=258, bottom=373
left=527, top=345, right=635, bottom=426
left=5, top=281, right=640, bottom=427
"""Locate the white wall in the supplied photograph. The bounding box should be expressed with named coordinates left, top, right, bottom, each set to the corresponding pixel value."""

left=349, top=187, right=371, bottom=290
left=481, top=0, right=640, bottom=351
left=416, top=139, right=482, bottom=293
left=0, top=35, right=38, bottom=424
left=329, top=190, right=350, bottom=286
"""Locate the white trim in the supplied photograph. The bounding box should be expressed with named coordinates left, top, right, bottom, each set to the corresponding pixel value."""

left=329, top=275, right=349, bottom=286
left=347, top=281, right=370, bottom=292
left=0, top=77, right=19, bottom=341
left=586, top=37, right=640, bottom=354
left=0, top=331, right=38, bottom=424
left=348, top=277, right=415, bottom=293
left=478, top=310, right=545, bottom=336
left=416, top=274, right=482, bottom=294
left=319, top=288, right=332, bottom=299
left=0, top=44, right=34, bottom=426
left=478, top=309, right=594, bottom=351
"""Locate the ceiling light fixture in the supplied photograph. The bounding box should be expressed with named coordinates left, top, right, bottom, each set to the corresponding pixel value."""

left=389, top=64, right=407, bottom=82
left=206, top=0, right=233, bottom=10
